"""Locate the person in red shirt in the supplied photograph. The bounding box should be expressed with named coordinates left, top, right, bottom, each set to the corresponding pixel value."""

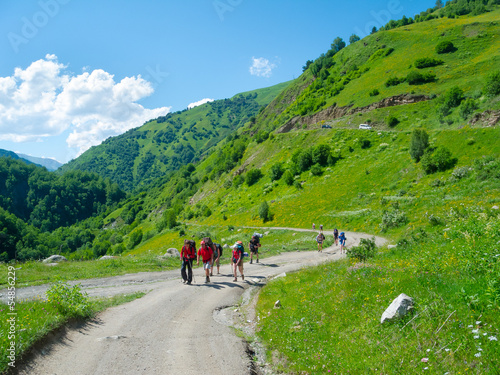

left=180, top=239, right=196, bottom=284
left=197, top=240, right=214, bottom=283
left=231, top=242, right=245, bottom=282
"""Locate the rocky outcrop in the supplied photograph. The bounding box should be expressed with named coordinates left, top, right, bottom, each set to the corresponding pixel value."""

left=276, top=94, right=431, bottom=133
left=469, top=110, right=500, bottom=127
left=164, top=248, right=180, bottom=258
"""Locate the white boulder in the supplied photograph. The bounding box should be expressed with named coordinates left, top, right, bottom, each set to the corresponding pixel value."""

left=42, top=255, right=67, bottom=263
left=381, top=293, right=414, bottom=323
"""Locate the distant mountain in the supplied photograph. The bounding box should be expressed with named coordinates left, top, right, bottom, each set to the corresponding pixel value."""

left=17, top=153, right=62, bottom=171
left=60, top=81, right=292, bottom=191
left=0, top=149, right=62, bottom=171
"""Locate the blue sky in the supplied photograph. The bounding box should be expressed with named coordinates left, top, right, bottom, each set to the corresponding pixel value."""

left=0, top=0, right=435, bottom=163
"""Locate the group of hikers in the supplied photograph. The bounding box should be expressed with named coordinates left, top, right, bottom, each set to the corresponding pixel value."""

left=179, top=233, right=262, bottom=284
left=314, top=224, right=346, bottom=253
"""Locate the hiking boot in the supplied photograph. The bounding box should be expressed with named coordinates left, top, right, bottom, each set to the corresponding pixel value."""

left=256, top=259, right=259, bottom=263
left=187, top=280, right=191, bottom=285
left=205, top=276, right=209, bottom=283
left=233, top=278, right=237, bottom=282
left=241, top=275, right=244, bottom=281
left=250, top=259, right=253, bottom=264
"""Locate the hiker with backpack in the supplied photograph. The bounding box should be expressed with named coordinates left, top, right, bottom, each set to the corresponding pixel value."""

left=333, top=228, right=339, bottom=246
left=197, top=240, right=214, bottom=283
left=339, top=232, right=346, bottom=254
left=180, top=239, right=196, bottom=284
left=202, top=237, right=217, bottom=276
left=231, top=241, right=245, bottom=282
left=316, top=231, right=325, bottom=252
left=249, top=233, right=261, bottom=264
left=213, top=243, right=223, bottom=275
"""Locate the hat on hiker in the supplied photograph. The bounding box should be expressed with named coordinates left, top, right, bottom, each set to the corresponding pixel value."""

left=201, top=240, right=205, bottom=245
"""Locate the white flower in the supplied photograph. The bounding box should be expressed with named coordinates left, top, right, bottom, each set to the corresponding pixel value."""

left=476, top=321, right=481, bottom=325
left=477, top=348, right=483, bottom=351
left=472, top=329, right=479, bottom=333
left=483, top=333, right=487, bottom=336
left=445, top=348, right=450, bottom=352
left=474, top=335, right=480, bottom=339
left=488, top=336, right=498, bottom=341
left=474, top=353, right=482, bottom=358
left=468, top=325, right=473, bottom=328
left=426, top=349, right=431, bottom=352
left=423, top=367, right=428, bottom=370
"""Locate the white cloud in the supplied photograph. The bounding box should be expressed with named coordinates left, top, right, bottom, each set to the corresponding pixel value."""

left=0, top=54, right=170, bottom=156
left=187, top=98, right=214, bottom=109
left=249, top=57, right=277, bottom=78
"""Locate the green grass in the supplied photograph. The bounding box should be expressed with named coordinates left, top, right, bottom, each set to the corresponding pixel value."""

left=256, top=209, right=500, bottom=374
left=0, top=291, right=145, bottom=373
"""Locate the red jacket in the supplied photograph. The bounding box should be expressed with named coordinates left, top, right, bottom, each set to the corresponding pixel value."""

left=198, top=246, right=213, bottom=262
left=181, top=245, right=196, bottom=260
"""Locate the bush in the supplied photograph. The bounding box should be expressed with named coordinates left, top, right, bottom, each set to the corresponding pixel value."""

left=421, top=146, right=457, bottom=174
left=444, top=86, right=464, bottom=108
left=406, top=70, right=436, bottom=85
left=369, top=88, right=380, bottom=96
left=347, top=237, right=377, bottom=262
left=246, top=168, right=263, bottom=186
left=483, top=71, right=500, bottom=98
left=409, top=129, right=429, bottom=162
left=312, top=144, right=331, bottom=166
left=46, top=282, right=92, bottom=318
left=283, top=170, right=294, bottom=185
left=386, top=115, right=399, bottom=128
left=459, top=98, right=478, bottom=119
left=414, top=57, right=444, bottom=69
left=293, top=180, right=303, bottom=189
left=127, top=229, right=143, bottom=249
left=435, top=40, right=456, bottom=54
left=381, top=209, right=408, bottom=231
left=269, top=162, right=285, bottom=181
left=310, top=164, right=323, bottom=176
left=259, top=201, right=270, bottom=222
left=385, top=76, right=403, bottom=87
left=359, top=138, right=371, bottom=149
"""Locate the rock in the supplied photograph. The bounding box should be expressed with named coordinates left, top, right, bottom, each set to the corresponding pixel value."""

left=99, top=255, right=117, bottom=260
left=274, top=300, right=281, bottom=309
left=264, top=231, right=270, bottom=235
left=273, top=272, right=287, bottom=280
left=45, top=263, right=59, bottom=267
left=492, top=205, right=499, bottom=210
left=387, top=245, right=397, bottom=249
left=164, top=248, right=180, bottom=258
left=42, top=255, right=67, bottom=263
left=381, top=293, right=414, bottom=323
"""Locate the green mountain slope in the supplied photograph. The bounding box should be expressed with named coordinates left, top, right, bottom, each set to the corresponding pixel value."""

left=59, top=81, right=291, bottom=191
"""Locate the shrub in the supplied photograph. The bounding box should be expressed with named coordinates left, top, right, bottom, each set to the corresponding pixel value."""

left=359, top=138, right=371, bottom=149
left=406, top=70, right=436, bottom=85
left=347, top=237, right=377, bottom=262
left=421, top=146, right=457, bottom=174
left=409, top=129, right=429, bottom=162
left=435, top=40, right=455, bottom=54
left=483, top=71, right=500, bottom=98
left=381, top=209, right=408, bottom=231
left=414, top=57, right=444, bottom=69
left=386, top=115, right=399, bottom=127
left=459, top=98, right=478, bottom=119
left=444, top=86, right=464, bottom=108
left=269, top=162, right=285, bottom=181
left=259, top=200, right=270, bottom=222
left=310, top=164, right=323, bottom=176
left=127, top=229, right=143, bottom=249
left=46, top=282, right=92, bottom=318
left=293, top=180, right=303, bottom=189
left=385, top=76, right=403, bottom=87
left=246, top=168, right=263, bottom=186
left=451, top=166, right=470, bottom=180
left=283, top=170, right=294, bottom=186
left=369, top=88, right=380, bottom=96
left=312, top=144, right=331, bottom=166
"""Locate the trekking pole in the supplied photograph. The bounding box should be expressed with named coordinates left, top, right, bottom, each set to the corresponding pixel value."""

left=191, top=260, right=196, bottom=284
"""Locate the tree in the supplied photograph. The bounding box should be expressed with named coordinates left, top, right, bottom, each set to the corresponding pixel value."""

left=349, top=34, right=360, bottom=44
left=245, top=168, right=263, bottom=186
left=302, top=60, right=313, bottom=72
left=259, top=201, right=270, bottom=222
left=371, top=26, right=377, bottom=34
left=269, top=162, right=284, bottom=181
left=331, top=37, right=346, bottom=53
left=312, top=144, right=331, bottom=166
left=435, top=0, right=444, bottom=9
left=409, top=129, right=429, bottom=162
left=483, top=71, right=500, bottom=98
left=283, top=170, right=294, bottom=186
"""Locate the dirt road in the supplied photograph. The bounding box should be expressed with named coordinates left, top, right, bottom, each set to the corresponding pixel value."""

left=14, top=230, right=387, bottom=375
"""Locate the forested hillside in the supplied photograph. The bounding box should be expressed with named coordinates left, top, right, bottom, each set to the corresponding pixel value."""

left=59, top=81, right=291, bottom=191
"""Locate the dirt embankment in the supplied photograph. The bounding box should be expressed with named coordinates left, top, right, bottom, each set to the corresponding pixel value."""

left=276, top=94, right=431, bottom=133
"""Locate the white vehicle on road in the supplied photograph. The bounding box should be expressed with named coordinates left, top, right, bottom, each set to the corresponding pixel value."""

left=359, top=124, right=372, bottom=129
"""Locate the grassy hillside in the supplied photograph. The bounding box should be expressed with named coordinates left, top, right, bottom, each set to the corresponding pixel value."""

left=59, top=81, right=291, bottom=191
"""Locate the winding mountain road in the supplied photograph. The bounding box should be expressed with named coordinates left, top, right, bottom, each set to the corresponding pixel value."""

left=13, top=229, right=387, bottom=375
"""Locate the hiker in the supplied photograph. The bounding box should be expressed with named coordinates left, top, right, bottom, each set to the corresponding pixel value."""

left=197, top=240, right=214, bottom=283
left=333, top=228, right=339, bottom=246
left=249, top=233, right=261, bottom=264
left=203, top=237, right=217, bottom=277
left=316, top=231, right=325, bottom=252
left=180, top=239, right=196, bottom=284
left=231, top=242, right=245, bottom=282
left=213, top=242, right=223, bottom=275
left=320, top=224, right=323, bottom=231
left=312, top=223, right=316, bottom=230
left=339, top=232, right=346, bottom=254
